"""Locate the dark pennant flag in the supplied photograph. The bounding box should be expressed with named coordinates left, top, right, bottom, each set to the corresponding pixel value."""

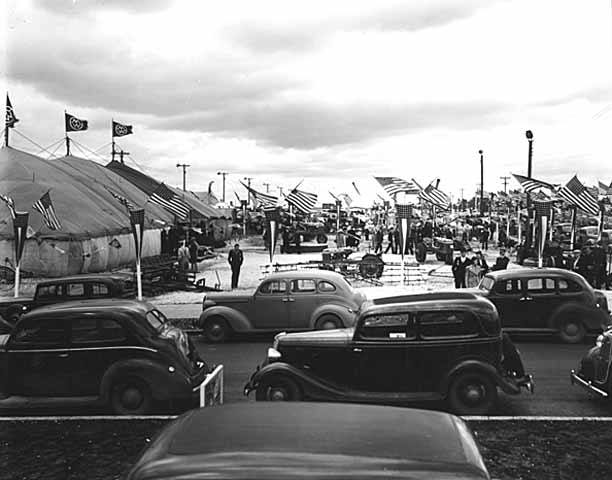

left=6, top=94, right=19, bottom=128
left=65, top=112, right=89, bottom=132
left=149, top=183, right=190, bottom=219
left=112, top=121, right=133, bottom=137
left=33, top=191, right=62, bottom=230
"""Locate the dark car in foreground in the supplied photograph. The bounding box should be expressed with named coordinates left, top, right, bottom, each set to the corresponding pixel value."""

left=197, top=270, right=365, bottom=342
left=0, top=273, right=135, bottom=324
left=245, top=291, right=533, bottom=415
left=127, top=403, right=491, bottom=479
left=0, top=299, right=208, bottom=414
left=571, top=326, right=612, bottom=399
left=476, top=268, right=610, bottom=343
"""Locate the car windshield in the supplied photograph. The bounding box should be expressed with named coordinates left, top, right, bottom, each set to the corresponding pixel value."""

left=146, top=309, right=169, bottom=332
left=479, top=276, right=494, bottom=292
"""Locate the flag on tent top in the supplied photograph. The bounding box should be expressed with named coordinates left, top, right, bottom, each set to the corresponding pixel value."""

left=511, top=173, right=555, bottom=193
left=557, top=175, right=601, bottom=216
left=112, top=121, right=133, bottom=137
left=5, top=95, right=19, bottom=128
left=286, top=188, right=317, bottom=214
left=419, top=184, right=451, bottom=210
left=65, top=112, right=89, bottom=132
left=374, top=176, right=420, bottom=196
left=149, top=183, right=190, bottom=219
left=33, top=191, right=62, bottom=230
left=0, top=194, right=16, bottom=219
left=241, top=182, right=279, bottom=210
left=105, top=186, right=135, bottom=211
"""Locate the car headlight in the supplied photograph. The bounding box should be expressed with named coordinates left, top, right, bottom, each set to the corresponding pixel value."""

left=267, top=347, right=282, bottom=361
left=596, top=335, right=604, bottom=348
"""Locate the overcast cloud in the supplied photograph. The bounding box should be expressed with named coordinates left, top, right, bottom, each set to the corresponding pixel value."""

left=2, top=0, right=612, bottom=203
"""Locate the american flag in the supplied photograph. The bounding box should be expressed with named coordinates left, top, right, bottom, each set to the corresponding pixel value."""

left=557, top=175, right=600, bottom=216
left=286, top=188, right=317, bottom=214
left=105, top=187, right=135, bottom=211
left=375, top=176, right=420, bottom=196
left=533, top=199, right=552, bottom=219
left=33, top=191, right=62, bottom=230
left=419, top=184, right=451, bottom=210
left=0, top=194, right=16, bottom=219
left=149, top=183, right=190, bottom=219
left=512, top=173, right=555, bottom=193
left=395, top=203, right=413, bottom=219
left=241, top=182, right=279, bottom=210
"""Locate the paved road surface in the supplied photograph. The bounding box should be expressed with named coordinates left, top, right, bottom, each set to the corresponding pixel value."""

left=193, top=335, right=612, bottom=417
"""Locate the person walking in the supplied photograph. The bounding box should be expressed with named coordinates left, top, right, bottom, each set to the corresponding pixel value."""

left=480, top=226, right=489, bottom=251
left=374, top=227, right=384, bottom=255
left=465, top=257, right=483, bottom=287
left=452, top=249, right=470, bottom=288
left=188, top=237, right=200, bottom=272
left=228, top=243, right=244, bottom=289
left=384, top=227, right=395, bottom=254
left=177, top=241, right=190, bottom=273
left=593, top=240, right=607, bottom=289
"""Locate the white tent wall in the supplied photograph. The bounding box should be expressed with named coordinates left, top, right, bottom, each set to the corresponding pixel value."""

left=0, top=229, right=162, bottom=277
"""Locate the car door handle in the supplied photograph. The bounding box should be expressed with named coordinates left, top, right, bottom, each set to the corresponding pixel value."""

left=57, top=353, right=69, bottom=358
left=282, top=298, right=295, bottom=302
left=519, top=296, right=533, bottom=301
left=353, top=348, right=363, bottom=353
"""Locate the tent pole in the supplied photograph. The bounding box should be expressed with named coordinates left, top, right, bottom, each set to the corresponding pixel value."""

left=14, top=264, right=20, bottom=298
left=136, top=259, right=143, bottom=301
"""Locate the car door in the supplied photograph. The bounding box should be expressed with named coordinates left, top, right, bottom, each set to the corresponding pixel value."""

left=7, top=317, right=71, bottom=396
left=523, top=277, right=562, bottom=329
left=67, top=316, right=132, bottom=396
left=488, top=278, right=527, bottom=328
left=351, top=311, right=417, bottom=392
left=251, top=279, right=291, bottom=329
left=288, top=279, right=317, bottom=328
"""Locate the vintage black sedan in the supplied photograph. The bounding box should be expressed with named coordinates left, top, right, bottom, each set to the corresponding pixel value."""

left=0, top=299, right=209, bottom=414
left=245, top=291, right=533, bottom=415
left=127, top=403, right=491, bottom=479
left=476, top=268, right=610, bottom=343
left=571, top=326, right=612, bottom=399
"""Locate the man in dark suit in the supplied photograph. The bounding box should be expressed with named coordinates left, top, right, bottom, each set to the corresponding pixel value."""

left=228, top=243, right=244, bottom=289
left=452, top=249, right=470, bottom=288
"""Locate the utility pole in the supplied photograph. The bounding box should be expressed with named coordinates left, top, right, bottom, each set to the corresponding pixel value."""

left=176, top=163, right=190, bottom=191
left=243, top=177, right=253, bottom=208
left=479, top=150, right=484, bottom=216
left=217, top=171, right=229, bottom=203
left=525, top=130, right=534, bottom=248
left=263, top=182, right=271, bottom=193
left=500, top=176, right=510, bottom=194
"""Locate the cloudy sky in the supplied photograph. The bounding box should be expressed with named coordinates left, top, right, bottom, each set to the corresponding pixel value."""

left=2, top=0, right=612, bottom=205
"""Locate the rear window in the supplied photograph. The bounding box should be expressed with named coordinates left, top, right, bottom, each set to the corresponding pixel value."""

left=71, top=318, right=127, bottom=343
left=479, top=276, right=494, bottom=291
left=418, top=311, right=479, bottom=339
left=318, top=281, right=336, bottom=292
left=146, top=310, right=168, bottom=331
left=360, top=313, right=415, bottom=340
left=558, top=278, right=582, bottom=293
left=259, top=280, right=287, bottom=294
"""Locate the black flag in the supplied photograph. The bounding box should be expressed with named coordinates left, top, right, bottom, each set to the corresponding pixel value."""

left=65, top=112, right=89, bottom=132
left=112, top=121, right=133, bottom=137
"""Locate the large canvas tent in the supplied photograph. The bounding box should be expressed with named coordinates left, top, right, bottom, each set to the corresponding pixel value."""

left=0, top=147, right=169, bottom=276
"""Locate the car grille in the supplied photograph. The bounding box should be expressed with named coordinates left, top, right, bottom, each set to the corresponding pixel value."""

left=595, top=337, right=612, bottom=383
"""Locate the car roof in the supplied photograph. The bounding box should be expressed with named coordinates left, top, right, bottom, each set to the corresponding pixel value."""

left=372, top=291, right=483, bottom=305
left=36, top=273, right=133, bottom=286
left=129, top=403, right=488, bottom=479
left=264, top=270, right=348, bottom=282
left=483, top=267, right=588, bottom=283
left=22, top=298, right=154, bottom=318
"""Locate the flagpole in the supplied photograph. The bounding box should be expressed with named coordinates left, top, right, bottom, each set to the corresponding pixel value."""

left=400, top=217, right=407, bottom=286
left=4, top=93, right=9, bottom=147
left=570, top=207, right=577, bottom=250
left=111, top=119, right=116, bottom=162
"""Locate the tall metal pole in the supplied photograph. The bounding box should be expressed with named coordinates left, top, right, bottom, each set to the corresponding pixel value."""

left=217, top=171, right=228, bottom=203
left=526, top=130, right=534, bottom=248
left=244, top=177, right=253, bottom=208
left=479, top=150, right=484, bottom=216
left=263, top=182, right=271, bottom=193
left=177, top=164, right=190, bottom=191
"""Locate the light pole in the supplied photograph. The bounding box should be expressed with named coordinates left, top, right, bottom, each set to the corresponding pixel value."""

left=263, top=182, right=271, bottom=193
left=479, top=150, right=484, bottom=216
left=217, top=171, right=228, bottom=203
left=176, top=163, right=190, bottom=191
left=244, top=177, right=253, bottom=208
left=525, top=130, right=534, bottom=248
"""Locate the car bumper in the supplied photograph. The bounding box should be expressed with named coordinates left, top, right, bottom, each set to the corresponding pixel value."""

left=570, top=370, right=609, bottom=398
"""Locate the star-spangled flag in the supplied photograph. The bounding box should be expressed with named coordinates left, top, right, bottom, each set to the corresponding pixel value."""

left=65, top=112, right=89, bottom=132
left=374, top=176, right=420, bottom=196
left=0, top=194, right=16, bottom=219
left=512, top=173, right=556, bottom=193
left=286, top=188, right=317, bottom=214
left=149, top=183, right=190, bottom=219
left=33, top=191, right=62, bottom=230
left=395, top=203, right=413, bottom=219
left=112, top=121, right=133, bottom=137
left=557, top=175, right=601, bottom=216
left=105, top=187, right=135, bottom=211
left=6, top=95, right=19, bottom=128
left=240, top=182, right=279, bottom=210
left=419, top=184, right=451, bottom=210
left=533, top=199, right=552, bottom=219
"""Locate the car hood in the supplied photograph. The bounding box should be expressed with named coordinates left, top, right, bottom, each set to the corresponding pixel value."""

left=277, top=328, right=354, bottom=347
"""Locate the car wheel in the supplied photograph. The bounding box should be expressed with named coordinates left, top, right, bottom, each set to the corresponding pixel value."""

left=110, top=377, right=153, bottom=415
left=316, top=315, right=341, bottom=330
left=448, top=371, right=498, bottom=416
left=255, top=376, right=302, bottom=402
left=558, top=317, right=586, bottom=344
left=204, top=316, right=230, bottom=343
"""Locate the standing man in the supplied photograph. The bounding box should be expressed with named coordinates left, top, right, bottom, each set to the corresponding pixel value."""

left=491, top=247, right=510, bottom=271
left=480, top=225, right=489, bottom=251
left=452, top=249, right=470, bottom=288
left=228, top=243, right=244, bottom=289
left=188, top=237, right=200, bottom=272
left=592, top=240, right=607, bottom=289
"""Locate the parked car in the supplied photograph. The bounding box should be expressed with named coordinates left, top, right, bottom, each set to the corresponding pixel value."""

left=475, top=268, right=611, bottom=343
left=197, top=270, right=366, bottom=342
left=0, top=273, right=135, bottom=324
left=127, top=403, right=491, bottom=480
left=244, top=291, right=533, bottom=415
left=571, top=326, right=612, bottom=399
left=0, top=299, right=209, bottom=414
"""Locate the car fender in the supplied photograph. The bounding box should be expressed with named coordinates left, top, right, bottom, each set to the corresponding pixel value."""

left=309, top=304, right=354, bottom=329
left=100, top=358, right=190, bottom=402
left=548, top=302, right=603, bottom=331
left=438, top=359, right=519, bottom=396
left=198, top=305, right=251, bottom=332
